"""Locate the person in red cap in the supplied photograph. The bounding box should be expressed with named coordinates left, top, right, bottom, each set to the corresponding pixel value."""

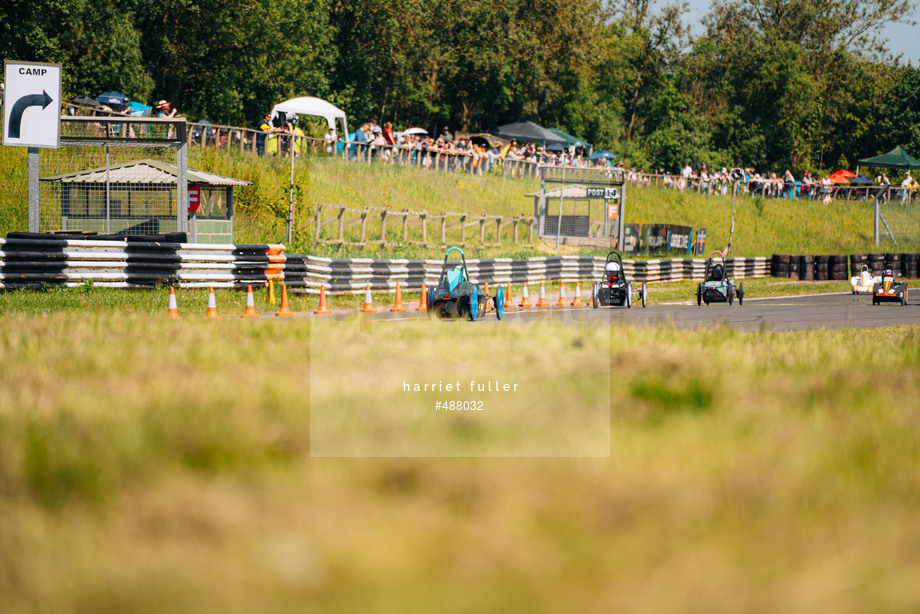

left=154, top=100, right=179, bottom=118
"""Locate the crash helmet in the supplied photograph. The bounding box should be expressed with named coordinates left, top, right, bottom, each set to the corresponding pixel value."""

left=883, top=266, right=894, bottom=278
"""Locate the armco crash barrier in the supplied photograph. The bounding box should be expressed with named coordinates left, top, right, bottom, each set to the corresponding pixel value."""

left=282, top=254, right=770, bottom=294
left=0, top=234, right=285, bottom=289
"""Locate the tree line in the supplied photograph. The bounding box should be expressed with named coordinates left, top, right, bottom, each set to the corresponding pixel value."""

left=2, top=0, right=918, bottom=173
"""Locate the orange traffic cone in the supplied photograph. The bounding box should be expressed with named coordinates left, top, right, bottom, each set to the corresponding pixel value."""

left=519, top=284, right=533, bottom=308
left=555, top=283, right=567, bottom=307
left=276, top=283, right=294, bottom=317
left=504, top=282, right=515, bottom=310
left=390, top=283, right=407, bottom=312
left=242, top=285, right=260, bottom=318
left=167, top=286, right=180, bottom=319
left=362, top=284, right=377, bottom=313
left=206, top=287, right=220, bottom=318
left=536, top=282, right=549, bottom=307
left=314, top=284, right=332, bottom=315
left=416, top=283, right=428, bottom=312
left=571, top=281, right=585, bottom=307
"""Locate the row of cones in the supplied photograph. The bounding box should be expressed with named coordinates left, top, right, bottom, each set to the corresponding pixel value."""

left=167, top=280, right=593, bottom=319
left=167, top=283, right=294, bottom=319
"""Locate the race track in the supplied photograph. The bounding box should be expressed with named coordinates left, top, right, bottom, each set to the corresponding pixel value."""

left=364, top=291, right=920, bottom=331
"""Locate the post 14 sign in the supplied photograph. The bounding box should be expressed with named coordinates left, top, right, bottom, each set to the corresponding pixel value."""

left=3, top=60, right=62, bottom=149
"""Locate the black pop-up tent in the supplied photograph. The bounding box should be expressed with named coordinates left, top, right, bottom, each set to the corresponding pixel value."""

left=490, top=121, right=567, bottom=148
left=857, top=146, right=920, bottom=170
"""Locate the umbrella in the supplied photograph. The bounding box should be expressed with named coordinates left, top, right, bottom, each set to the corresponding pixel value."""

left=70, top=96, right=101, bottom=108
left=404, top=127, right=428, bottom=135
left=828, top=169, right=857, bottom=180
left=827, top=175, right=850, bottom=184
left=490, top=121, right=568, bottom=147
left=97, top=91, right=130, bottom=111
left=589, top=150, right=616, bottom=160
left=848, top=174, right=874, bottom=185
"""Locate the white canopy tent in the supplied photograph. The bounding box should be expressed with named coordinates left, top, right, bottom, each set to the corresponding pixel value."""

left=269, top=96, right=349, bottom=244
left=270, top=96, right=349, bottom=137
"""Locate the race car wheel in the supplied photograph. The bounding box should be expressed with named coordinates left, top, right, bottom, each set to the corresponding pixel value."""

left=641, top=282, right=648, bottom=308
left=697, top=284, right=702, bottom=306
left=626, top=285, right=632, bottom=309
left=496, top=286, right=504, bottom=320
left=728, top=283, right=734, bottom=305
left=469, top=287, right=478, bottom=321
left=592, top=282, right=599, bottom=309
left=738, top=282, right=744, bottom=306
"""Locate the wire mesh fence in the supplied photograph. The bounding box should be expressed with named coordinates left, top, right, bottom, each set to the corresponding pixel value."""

left=36, top=117, right=186, bottom=236
left=878, top=197, right=920, bottom=249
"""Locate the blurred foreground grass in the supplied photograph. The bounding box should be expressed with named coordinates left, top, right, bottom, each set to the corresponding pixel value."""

left=1, top=306, right=919, bottom=613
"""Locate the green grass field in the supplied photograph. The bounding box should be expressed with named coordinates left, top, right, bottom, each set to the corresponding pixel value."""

left=1, top=304, right=919, bottom=613
left=3, top=146, right=917, bottom=258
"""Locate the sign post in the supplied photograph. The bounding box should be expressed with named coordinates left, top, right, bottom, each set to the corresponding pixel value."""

left=4, top=60, right=63, bottom=232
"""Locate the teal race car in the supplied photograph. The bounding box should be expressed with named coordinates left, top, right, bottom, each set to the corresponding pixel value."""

left=427, top=247, right=504, bottom=320
left=697, top=250, right=744, bottom=306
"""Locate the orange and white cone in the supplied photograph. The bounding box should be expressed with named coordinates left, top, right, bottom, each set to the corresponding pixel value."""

left=276, top=283, right=294, bottom=317
left=206, top=287, right=220, bottom=318
left=167, top=286, right=180, bottom=319
left=362, top=284, right=377, bottom=313
left=504, top=282, right=515, bottom=310
left=242, top=285, right=260, bottom=318
left=536, top=282, right=549, bottom=307
left=314, top=284, right=332, bottom=315
left=390, top=282, right=407, bottom=312
left=519, top=284, right=533, bottom=308
left=416, top=283, right=428, bottom=312
left=555, top=283, right=567, bottom=307
left=571, top=281, right=585, bottom=307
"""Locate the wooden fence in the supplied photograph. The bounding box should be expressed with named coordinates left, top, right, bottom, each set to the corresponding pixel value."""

left=310, top=204, right=535, bottom=248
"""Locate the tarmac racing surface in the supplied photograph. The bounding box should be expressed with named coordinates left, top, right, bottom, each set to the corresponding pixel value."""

left=362, top=292, right=920, bottom=331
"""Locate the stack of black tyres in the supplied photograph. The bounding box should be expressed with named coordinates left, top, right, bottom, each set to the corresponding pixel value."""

left=850, top=254, right=867, bottom=277
left=829, top=255, right=849, bottom=280
left=901, top=253, right=919, bottom=279
left=771, top=254, right=790, bottom=277
left=798, top=255, right=815, bottom=281
left=814, top=255, right=829, bottom=281
left=884, top=253, right=900, bottom=276
left=867, top=253, right=885, bottom=275
left=788, top=256, right=799, bottom=279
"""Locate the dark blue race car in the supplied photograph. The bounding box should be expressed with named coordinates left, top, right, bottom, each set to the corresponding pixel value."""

left=697, top=250, right=744, bottom=306
left=427, top=247, right=504, bottom=320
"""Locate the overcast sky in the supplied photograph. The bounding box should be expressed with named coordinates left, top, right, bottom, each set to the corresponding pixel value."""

left=680, top=1, right=920, bottom=65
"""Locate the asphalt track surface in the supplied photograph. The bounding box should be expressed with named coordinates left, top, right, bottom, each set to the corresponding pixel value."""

left=346, top=292, right=920, bottom=331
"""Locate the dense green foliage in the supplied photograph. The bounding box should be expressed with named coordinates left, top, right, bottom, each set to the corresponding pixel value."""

left=1, top=0, right=917, bottom=172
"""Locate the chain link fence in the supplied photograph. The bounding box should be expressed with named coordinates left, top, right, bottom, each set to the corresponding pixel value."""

left=35, top=117, right=187, bottom=236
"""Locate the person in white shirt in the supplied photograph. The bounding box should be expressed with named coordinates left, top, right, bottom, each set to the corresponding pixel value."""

left=324, top=128, right=337, bottom=155
left=680, top=162, right=692, bottom=192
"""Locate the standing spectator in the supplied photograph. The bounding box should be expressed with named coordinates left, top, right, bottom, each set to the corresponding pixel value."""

left=382, top=122, right=396, bottom=146
left=324, top=127, right=337, bottom=156
left=699, top=166, right=710, bottom=194
left=257, top=112, right=278, bottom=157
left=680, top=162, right=692, bottom=192
left=440, top=126, right=453, bottom=143
left=354, top=122, right=370, bottom=159
left=900, top=172, right=914, bottom=204
left=783, top=170, right=796, bottom=199
left=154, top=100, right=179, bottom=119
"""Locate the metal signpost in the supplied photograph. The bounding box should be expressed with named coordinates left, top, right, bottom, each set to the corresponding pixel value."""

left=4, top=60, right=62, bottom=232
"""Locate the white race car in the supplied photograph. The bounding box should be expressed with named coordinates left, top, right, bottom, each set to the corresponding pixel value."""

left=850, top=265, right=880, bottom=294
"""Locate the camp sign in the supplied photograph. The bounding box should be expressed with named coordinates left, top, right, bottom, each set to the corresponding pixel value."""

left=3, top=60, right=62, bottom=149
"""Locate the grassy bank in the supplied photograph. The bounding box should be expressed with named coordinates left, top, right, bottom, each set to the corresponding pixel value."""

left=1, top=312, right=919, bottom=612
left=2, top=146, right=915, bottom=257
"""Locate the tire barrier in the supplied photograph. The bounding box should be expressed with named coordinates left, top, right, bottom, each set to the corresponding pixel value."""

left=772, top=253, right=920, bottom=280
left=282, top=254, right=770, bottom=294
left=0, top=233, right=285, bottom=289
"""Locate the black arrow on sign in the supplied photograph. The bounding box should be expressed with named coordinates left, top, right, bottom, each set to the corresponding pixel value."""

left=8, top=90, right=54, bottom=139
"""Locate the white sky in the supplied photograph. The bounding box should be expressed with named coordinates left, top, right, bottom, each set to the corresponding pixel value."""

left=680, top=1, right=920, bottom=65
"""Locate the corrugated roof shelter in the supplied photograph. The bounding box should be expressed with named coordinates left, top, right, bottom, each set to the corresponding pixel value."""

left=40, top=159, right=252, bottom=243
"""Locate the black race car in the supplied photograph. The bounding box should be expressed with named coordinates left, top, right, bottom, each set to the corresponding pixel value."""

left=427, top=247, right=504, bottom=320
left=592, top=251, right=646, bottom=308
left=872, top=266, right=909, bottom=306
